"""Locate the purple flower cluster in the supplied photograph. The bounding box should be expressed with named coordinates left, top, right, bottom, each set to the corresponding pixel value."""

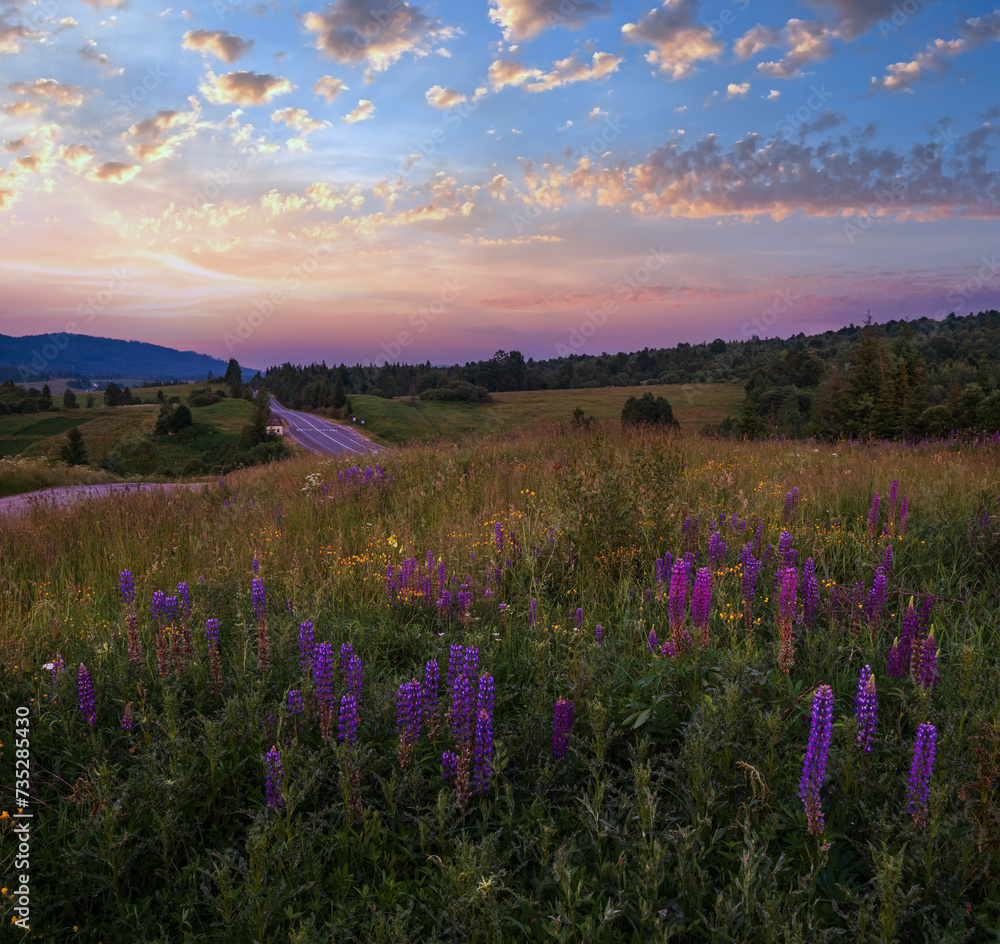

left=887, top=601, right=917, bottom=677
left=882, top=544, right=893, bottom=575
left=868, top=493, right=880, bottom=539
left=299, top=622, right=314, bottom=675
left=286, top=690, right=304, bottom=717
left=264, top=745, right=284, bottom=811
left=205, top=618, right=222, bottom=691
left=345, top=654, right=363, bottom=701
left=396, top=678, right=424, bottom=767
left=251, top=577, right=266, bottom=622
left=864, top=567, right=887, bottom=627
left=906, top=723, right=936, bottom=829
left=338, top=693, right=359, bottom=745
left=899, top=495, right=909, bottom=533
left=855, top=665, right=877, bottom=754
left=553, top=697, right=575, bottom=761
left=423, top=659, right=440, bottom=732
left=575, top=607, right=583, bottom=632
left=529, top=597, right=537, bottom=628
left=121, top=702, right=134, bottom=732
left=802, top=558, right=820, bottom=630
left=313, top=642, right=336, bottom=712
left=668, top=558, right=692, bottom=653
left=151, top=590, right=166, bottom=623
left=177, top=581, right=190, bottom=616
left=707, top=531, right=727, bottom=568
left=778, top=567, right=797, bottom=622
left=916, top=628, right=939, bottom=692
left=595, top=623, right=603, bottom=647
left=473, top=674, right=495, bottom=794
left=252, top=557, right=259, bottom=573
left=78, top=663, right=96, bottom=732
left=778, top=530, right=796, bottom=567
left=799, top=684, right=833, bottom=835
left=647, top=626, right=658, bottom=652
left=441, top=750, right=458, bottom=781
left=691, top=567, right=711, bottom=647
left=119, top=570, right=135, bottom=605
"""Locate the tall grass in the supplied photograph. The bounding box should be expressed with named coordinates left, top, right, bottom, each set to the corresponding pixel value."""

left=1, top=428, right=999, bottom=942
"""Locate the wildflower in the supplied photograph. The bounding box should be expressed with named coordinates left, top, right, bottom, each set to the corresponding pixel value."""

left=888, top=601, right=917, bottom=677
left=339, top=641, right=354, bottom=676
left=740, top=543, right=762, bottom=635
left=424, top=660, right=440, bottom=735
left=313, top=641, right=336, bottom=733
left=441, top=750, right=458, bottom=781
left=778, top=529, right=793, bottom=566
left=299, top=622, right=314, bottom=676
left=777, top=567, right=797, bottom=674
left=575, top=607, right=583, bottom=632
left=251, top=577, right=269, bottom=675
left=338, top=693, right=359, bottom=745
left=646, top=626, right=658, bottom=652
left=121, top=702, right=134, bottom=732
left=882, top=544, right=893, bottom=575
left=462, top=646, right=479, bottom=680
left=855, top=665, right=877, bottom=754
left=473, top=674, right=495, bottom=794
left=78, top=663, right=96, bottom=732
left=177, top=581, right=190, bottom=616
left=205, top=618, right=222, bottom=692
left=691, top=567, right=711, bottom=648
left=916, top=627, right=939, bottom=692
left=286, top=690, right=304, bottom=717
left=798, top=684, right=833, bottom=835
left=906, top=723, right=936, bottom=830
left=264, top=745, right=284, bottom=811
left=864, top=567, right=887, bottom=629
left=669, top=558, right=692, bottom=654
left=446, top=643, right=464, bottom=691
left=251, top=577, right=266, bottom=621
left=396, top=679, right=423, bottom=768
left=553, top=697, right=575, bottom=761
left=802, top=558, right=820, bottom=630
left=151, top=590, right=166, bottom=623
left=119, top=570, right=135, bottom=605
left=868, top=493, right=880, bottom=540
left=529, top=597, right=537, bottom=628
left=252, top=557, right=259, bottom=573
left=595, top=623, right=603, bottom=647
left=899, top=495, right=908, bottom=534
left=452, top=674, right=475, bottom=808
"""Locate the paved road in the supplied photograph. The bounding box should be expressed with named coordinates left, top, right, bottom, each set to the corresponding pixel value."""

left=0, top=482, right=209, bottom=517
left=270, top=399, right=384, bottom=458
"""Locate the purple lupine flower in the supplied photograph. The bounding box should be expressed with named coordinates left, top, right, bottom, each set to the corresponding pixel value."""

left=784, top=491, right=793, bottom=522
left=437, top=589, right=453, bottom=617
left=868, top=493, right=880, bottom=539
left=855, top=665, right=877, bottom=754
left=576, top=607, right=583, bottom=632
left=338, top=693, right=359, bottom=745
left=285, top=600, right=294, bottom=615
left=473, top=674, right=495, bottom=794
left=447, top=644, right=464, bottom=690
left=906, top=723, right=936, bottom=830
left=346, top=654, right=363, bottom=701
left=778, top=567, right=797, bottom=673
left=120, top=570, right=135, bottom=605
left=752, top=519, right=764, bottom=554
left=595, top=623, right=603, bottom=647
left=798, top=684, right=833, bottom=835
left=889, top=478, right=898, bottom=514
left=299, top=622, right=314, bottom=675
left=865, top=567, right=887, bottom=627
left=647, top=626, right=658, bottom=652
left=553, top=697, right=575, bottom=761
left=529, top=597, right=537, bottom=628
left=264, top=745, right=284, bottom=811
left=462, top=646, right=479, bottom=680
left=396, top=679, right=423, bottom=767
left=441, top=750, right=458, bottom=781
left=151, top=590, right=166, bottom=622
left=916, top=628, right=939, bottom=692
left=313, top=641, right=335, bottom=710
left=778, top=529, right=795, bottom=566
left=899, top=495, right=908, bottom=534
left=252, top=557, right=259, bottom=573
left=121, top=702, right=134, bottom=732
left=888, top=601, right=917, bottom=677
left=339, top=642, right=354, bottom=677
left=205, top=618, right=222, bottom=690
left=792, top=486, right=799, bottom=512
left=423, top=659, right=440, bottom=714
left=691, top=567, right=711, bottom=648
left=251, top=577, right=266, bottom=622
left=287, top=690, right=304, bottom=717
left=668, top=557, right=691, bottom=653
left=802, top=558, right=820, bottom=630
left=883, top=544, right=893, bottom=575
left=177, top=581, right=190, bottom=615
left=78, top=663, right=96, bottom=732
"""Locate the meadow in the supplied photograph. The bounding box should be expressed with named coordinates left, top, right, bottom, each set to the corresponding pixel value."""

left=1, top=424, right=999, bottom=942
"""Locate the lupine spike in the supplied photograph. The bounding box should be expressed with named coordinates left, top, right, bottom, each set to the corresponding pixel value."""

left=855, top=665, right=877, bottom=754
left=691, top=567, right=711, bottom=648
left=299, top=622, right=314, bottom=675
left=264, top=745, right=284, bottom=811
left=906, top=723, right=936, bottom=830
left=798, top=684, right=833, bottom=835
left=553, top=697, right=575, bottom=761
left=78, top=663, right=96, bottom=732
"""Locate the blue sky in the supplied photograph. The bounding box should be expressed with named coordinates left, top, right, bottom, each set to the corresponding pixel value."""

left=1, top=0, right=998, bottom=368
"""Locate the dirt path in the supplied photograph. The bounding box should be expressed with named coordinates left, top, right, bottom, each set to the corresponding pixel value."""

left=0, top=482, right=210, bottom=517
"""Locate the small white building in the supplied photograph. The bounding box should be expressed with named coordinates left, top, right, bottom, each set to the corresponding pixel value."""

left=266, top=413, right=285, bottom=435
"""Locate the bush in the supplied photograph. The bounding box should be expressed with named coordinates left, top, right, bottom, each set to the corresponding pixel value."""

left=180, top=457, right=206, bottom=475
left=102, top=437, right=161, bottom=476
left=917, top=404, right=955, bottom=437
left=420, top=380, right=492, bottom=402
left=621, top=392, right=679, bottom=428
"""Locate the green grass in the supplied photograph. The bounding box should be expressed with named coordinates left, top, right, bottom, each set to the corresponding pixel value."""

left=1, top=430, right=999, bottom=941
left=344, top=382, right=744, bottom=445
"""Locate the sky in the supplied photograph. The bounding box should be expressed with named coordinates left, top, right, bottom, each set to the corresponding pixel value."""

left=1, top=0, right=999, bottom=369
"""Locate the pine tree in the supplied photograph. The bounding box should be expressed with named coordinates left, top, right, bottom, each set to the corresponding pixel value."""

left=62, top=389, right=78, bottom=409
left=60, top=427, right=88, bottom=466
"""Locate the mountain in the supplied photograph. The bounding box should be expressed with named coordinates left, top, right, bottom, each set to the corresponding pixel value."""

left=0, top=333, right=259, bottom=383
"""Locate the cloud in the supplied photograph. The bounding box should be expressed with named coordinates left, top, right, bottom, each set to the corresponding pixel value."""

left=488, top=0, right=609, bottom=42
left=8, top=78, right=85, bottom=108
left=725, top=82, right=750, bottom=99
left=89, top=161, right=140, bottom=183
left=57, top=143, right=96, bottom=171
left=303, top=0, right=459, bottom=76
left=870, top=11, right=1000, bottom=93
left=756, top=19, right=835, bottom=78
left=488, top=58, right=543, bottom=91
left=182, top=29, right=255, bottom=63
left=765, top=89, right=780, bottom=100
left=126, top=103, right=203, bottom=162
left=342, top=98, right=375, bottom=122
left=78, top=0, right=128, bottom=7
left=621, top=0, right=723, bottom=80
left=0, top=15, right=39, bottom=55
left=314, top=75, right=348, bottom=102
left=199, top=70, right=294, bottom=105
left=3, top=137, right=25, bottom=151
left=79, top=38, right=122, bottom=73
left=271, top=106, right=328, bottom=134
left=524, top=51, right=621, bottom=92
left=801, top=0, right=909, bottom=41
left=1, top=100, right=42, bottom=117
left=588, top=106, right=608, bottom=121
left=733, top=24, right=780, bottom=60
left=425, top=84, right=466, bottom=108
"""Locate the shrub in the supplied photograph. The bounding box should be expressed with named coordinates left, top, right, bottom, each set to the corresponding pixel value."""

left=420, top=380, right=492, bottom=402
left=621, top=392, right=679, bottom=428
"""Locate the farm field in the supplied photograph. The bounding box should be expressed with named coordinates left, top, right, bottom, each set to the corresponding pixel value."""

left=341, top=382, right=743, bottom=445
left=1, top=428, right=999, bottom=941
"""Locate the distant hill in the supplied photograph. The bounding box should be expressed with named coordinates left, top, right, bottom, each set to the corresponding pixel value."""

left=0, top=333, right=258, bottom=383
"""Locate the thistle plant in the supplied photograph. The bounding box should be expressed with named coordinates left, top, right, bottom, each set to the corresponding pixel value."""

left=777, top=567, right=797, bottom=674
left=78, top=663, right=96, bottom=732
left=855, top=665, right=877, bottom=754
left=553, top=697, right=575, bottom=761
left=799, top=684, right=833, bottom=835
left=906, top=723, right=936, bottom=830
